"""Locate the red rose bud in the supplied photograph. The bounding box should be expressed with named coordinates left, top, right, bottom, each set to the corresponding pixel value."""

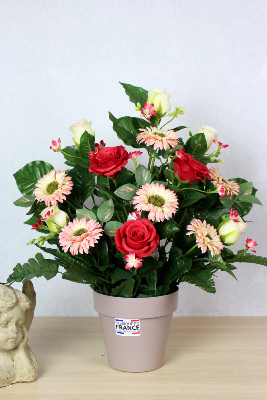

left=172, top=149, right=210, bottom=183
left=32, top=217, right=42, bottom=230
left=95, top=140, right=106, bottom=153
left=89, top=145, right=129, bottom=178
left=115, top=218, right=159, bottom=258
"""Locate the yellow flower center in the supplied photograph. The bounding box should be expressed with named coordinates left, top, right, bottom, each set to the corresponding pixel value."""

left=154, top=131, right=166, bottom=138
left=73, top=228, right=87, bottom=237
left=46, top=181, right=59, bottom=195
left=148, top=195, right=165, bottom=207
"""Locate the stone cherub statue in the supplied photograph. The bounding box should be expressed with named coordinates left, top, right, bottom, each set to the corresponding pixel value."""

left=0, top=281, right=38, bottom=387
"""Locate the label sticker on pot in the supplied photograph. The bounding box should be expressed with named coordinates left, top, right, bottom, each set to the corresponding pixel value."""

left=115, top=318, right=141, bottom=336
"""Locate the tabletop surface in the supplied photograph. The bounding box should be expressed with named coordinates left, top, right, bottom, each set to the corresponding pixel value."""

left=1, top=317, right=267, bottom=400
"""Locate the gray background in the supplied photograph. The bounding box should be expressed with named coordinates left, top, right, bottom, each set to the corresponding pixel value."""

left=1, top=0, right=267, bottom=316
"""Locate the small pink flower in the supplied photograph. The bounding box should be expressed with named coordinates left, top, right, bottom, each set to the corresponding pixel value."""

left=124, top=253, right=143, bottom=270
left=32, top=217, right=42, bottom=230
left=50, top=138, right=61, bottom=152
left=95, top=140, right=106, bottom=153
left=128, top=151, right=143, bottom=159
left=214, top=139, right=229, bottom=148
left=127, top=211, right=141, bottom=220
left=141, top=102, right=157, bottom=120
left=245, top=238, right=258, bottom=253
left=230, top=207, right=239, bottom=223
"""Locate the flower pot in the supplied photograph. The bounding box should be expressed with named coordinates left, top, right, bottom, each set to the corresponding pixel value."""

left=93, top=289, right=178, bottom=372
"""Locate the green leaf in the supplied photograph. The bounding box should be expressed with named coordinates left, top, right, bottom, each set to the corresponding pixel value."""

left=196, top=206, right=230, bottom=228
left=135, top=165, right=152, bottom=186
left=228, top=253, right=267, bottom=266
left=6, top=253, right=58, bottom=284
left=115, top=167, right=134, bottom=187
left=111, top=267, right=135, bottom=284
left=184, top=133, right=207, bottom=161
left=220, top=197, right=234, bottom=210
left=180, top=268, right=216, bottom=294
left=154, top=220, right=180, bottom=239
left=109, top=113, right=150, bottom=148
left=97, top=199, right=114, bottom=223
left=76, top=209, right=97, bottom=221
left=119, top=82, right=148, bottom=106
left=163, top=250, right=192, bottom=292
left=104, top=221, right=123, bottom=236
left=14, top=161, right=54, bottom=196
left=13, top=195, right=35, bottom=208
left=81, top=171, right=95, bottom=203
left=237, top=182, right=253, bottom=197
left=180, top=190, right=205, bottom=208
left=61, top=146, right=87, bottom=168
left=111, top=278, right=135, bottom=297
left=80, top=131, right=95, bottom=166
left=138, top=257, right=163, bottom=278
left=173, top=126, right=187, bottom=132
left=114, top=184, right=137, bottom=200
left=98, top=236, right=109, bottom=266
left=237, top=195, right=262, bottom=205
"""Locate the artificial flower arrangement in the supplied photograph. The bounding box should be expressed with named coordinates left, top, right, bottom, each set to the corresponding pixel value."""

left=6, top=83, right=267, bottom=298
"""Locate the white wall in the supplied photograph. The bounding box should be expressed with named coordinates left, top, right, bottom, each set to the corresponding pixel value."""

left=1, top=0, right=267, bottom=316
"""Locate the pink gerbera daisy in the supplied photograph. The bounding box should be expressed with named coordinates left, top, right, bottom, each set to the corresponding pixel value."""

left=136, top=127, right=179, bottom=151
left=124, top=253, right=143, bottom=270
left=187, top=219, right=223, bottom=257
left=133, top=182, right=178, bottom=222
left=33, top=169, right=73, bottom=206
left=59, top=218, right=103, bottom=256
left=209, top=166, right=239, bottom=198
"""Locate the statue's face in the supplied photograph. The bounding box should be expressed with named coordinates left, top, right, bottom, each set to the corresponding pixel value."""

left=0, top=306, right=25, bottom=351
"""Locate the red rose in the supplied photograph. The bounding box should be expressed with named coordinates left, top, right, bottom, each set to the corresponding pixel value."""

left=115, top=219, right=160, bottom=258
left=172, top=149, right=210, bottom=183
left=89, top=146, right=129, bottom=178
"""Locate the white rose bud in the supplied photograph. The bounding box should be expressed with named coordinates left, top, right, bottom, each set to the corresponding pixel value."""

left=69, top=119, right=94, bottom=147
left=147, top=88, right=171, bottom=117
left=198, top=125, right=218, bottom=148
left=218, top=207, right=248, bottom=245
left=41, top=206, right=69, bottom=233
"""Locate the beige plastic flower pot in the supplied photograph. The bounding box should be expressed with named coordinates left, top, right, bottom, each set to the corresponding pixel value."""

left=93, top=289, right=178, bottom=372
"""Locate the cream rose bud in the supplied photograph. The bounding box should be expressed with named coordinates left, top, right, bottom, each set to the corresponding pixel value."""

left=69, top=119, right=94, bottom=147
left=198, top=125, right=218, bottom=148
left=41, top=206, right=69, bottom=233
left=147, top=88, right=171, bottom=116
left=217, top=211, right=248, bottom=246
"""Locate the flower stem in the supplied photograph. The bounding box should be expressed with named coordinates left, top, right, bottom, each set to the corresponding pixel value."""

left=183, top=244, right=198, bottom=257
left=150, top=154, right=156, bottom=173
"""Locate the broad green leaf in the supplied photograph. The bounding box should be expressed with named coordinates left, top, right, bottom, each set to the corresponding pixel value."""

left=154, top=220, right=180, bottom=239
left=109, top=113, right=150, bottom=148
left=237, top=182, right=253, bottom=197
left=61, top=146, right=87, bottom=168
left=111, top=278, right=135, bottom=297
left=114, top=184, right=137, bottom=200
left=76, top=209, right=97, bottom=221
left=135, top=165, right=152, bottom=186
left=196, top=205, right=230, bottom=228
left=111, top=267, right=135, bottom=284
left=6, top=253, right=59, bottom=284
left=179, top=190, right=205, bottom=208
left=119, top=82, right=148, bottom=106
left=81, top=170, right=95, bottom=203
left=13, top=195, right=35, bottom=208
left=80, top=131, right=95, bottom=165
left=97, top=199, right=114, bottom=223
left=138, top=257, right=163, bottom=278
left=115, top=167, right=134, bottom=187
left=220, top=197, right=234, bottom=210
left=14, top=161, right=54, bottom=196
left=237, top=194, right=262, bottom=205
left=184, top=133, right=207, bottom=161
left=104, top=221, right=123, bottom=236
